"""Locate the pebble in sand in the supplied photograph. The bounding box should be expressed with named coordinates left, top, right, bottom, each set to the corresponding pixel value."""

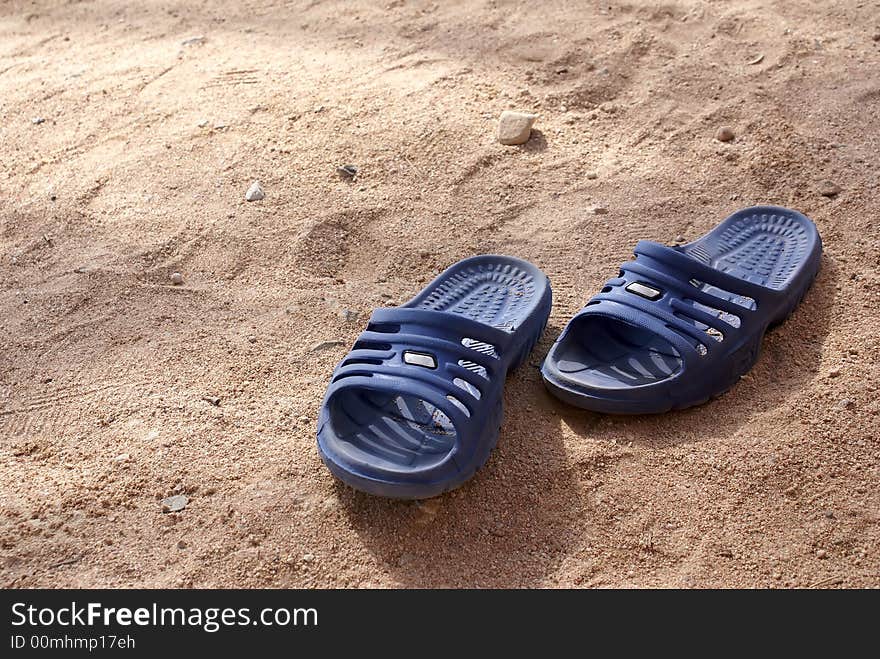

left=245, top=181, right=264, bottom=201
left=498, top=110, right=538, bottom=145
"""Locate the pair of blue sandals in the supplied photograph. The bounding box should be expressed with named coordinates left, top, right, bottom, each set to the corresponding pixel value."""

left=317, top=206, right=822, bottom=499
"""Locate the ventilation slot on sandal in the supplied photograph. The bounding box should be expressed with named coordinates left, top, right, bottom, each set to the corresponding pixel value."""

left=342, top=358, right=383, bottom=367
left=689, top=280, right=756, bottom=311
left=453, top=377, right=482, bottom=400
left=461, top=337, right=499, bottom=358
left=425, top=404, right=456, bottom=433
left=682, top=299, right=742, bottom=329
left=352, top=340, right=392, bottom=351
left=673, top=311, right=725, bottom=342
left=664, top=323, right=710, bottom=356
left=367, top=323, right=401, bottom=334
left=457, top=360, right=489, bottom=380
left=445, top=395, right=470, bottom=417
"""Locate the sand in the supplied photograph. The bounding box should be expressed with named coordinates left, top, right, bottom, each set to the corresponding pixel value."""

left=1, top=1, right=878, bottom=589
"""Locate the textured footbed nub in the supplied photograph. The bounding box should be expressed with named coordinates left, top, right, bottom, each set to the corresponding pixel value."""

left=542, top=206, right=822, bottom=414
left=318, top=255, right=552, bottom=498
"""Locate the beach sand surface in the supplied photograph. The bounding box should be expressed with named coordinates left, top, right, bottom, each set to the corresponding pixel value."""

left=1, top=0, right=878, bottom=588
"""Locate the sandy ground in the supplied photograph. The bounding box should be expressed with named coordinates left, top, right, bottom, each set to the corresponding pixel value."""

left=1, top=0, right=879, bottom=589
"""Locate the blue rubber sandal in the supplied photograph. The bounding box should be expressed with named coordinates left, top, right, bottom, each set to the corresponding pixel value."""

left=317, top=255, right=552, bottom=498
left=541, top=205, right=822, bottom=414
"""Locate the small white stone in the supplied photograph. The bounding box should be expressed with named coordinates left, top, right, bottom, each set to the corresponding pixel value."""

left=245, top=181, right=264, bottom=201
left=162, top=495, right=189, bottom=513
left=170, top=272, right=184, bottom=285
left=497, top=110, right=538, bottom=145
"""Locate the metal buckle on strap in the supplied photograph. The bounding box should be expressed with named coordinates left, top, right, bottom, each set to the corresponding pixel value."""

left=403, top=351, right=437, bottom=369
left=625, top=281, right=662, bottom=301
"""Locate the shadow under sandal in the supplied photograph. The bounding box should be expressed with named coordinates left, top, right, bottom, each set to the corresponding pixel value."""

left=317, top=255, right=552, bottom=499
left=541, top=205, right=822, bottom=414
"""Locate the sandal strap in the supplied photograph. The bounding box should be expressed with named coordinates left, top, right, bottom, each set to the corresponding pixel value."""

left=325, top=307, right=514, bottom=455
left=633, top=241, right=781, bottom=303
left=569, top=238, right=781, bottom=364
left=571, top=297, right=705, bottom=363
